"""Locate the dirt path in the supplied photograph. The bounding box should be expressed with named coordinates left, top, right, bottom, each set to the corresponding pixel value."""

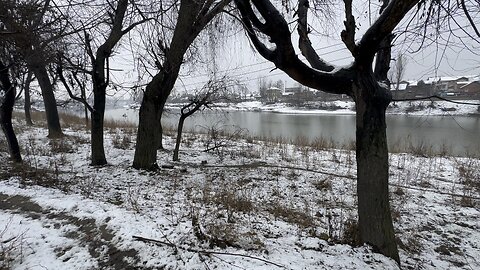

left=0, top=193, right=151, bottom=270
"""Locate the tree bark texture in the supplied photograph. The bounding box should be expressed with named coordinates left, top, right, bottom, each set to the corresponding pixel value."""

left=90, top=88, right=107, bottom=165
left=24, top=71, right=34, bottom=126
left=173, top=117, right=185, bottom=161
left=29, top=63, right=63, bottom=138
left=0, top=62, right=22, bottom=162
left=133, top=73, right=174, bottom=169
left=89, top=51, right=108, bottom=166
left=80, top=83, right=89, bottom=128
left=353, top=66, right=399, bottom=264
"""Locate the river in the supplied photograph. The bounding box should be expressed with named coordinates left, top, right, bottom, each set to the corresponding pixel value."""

left=105, top=108, right=480, bottom=157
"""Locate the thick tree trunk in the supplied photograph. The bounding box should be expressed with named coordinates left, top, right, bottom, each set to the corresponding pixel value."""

left=24, top=71, right=34, bottom=126
left=354, top=68, right=399, bottom=264
left=133, top=64, right=180, bottom=170
left=0, top=62, right=22, bottom=162
left=173, top=117, right=185, bottom=161
left=90, top=85, right=107, bottom=165
left=133, top=87, right=163, bottom=169
left=1, top=113, right=22, bottom=163
left=30, top=64, right=63, bottom=138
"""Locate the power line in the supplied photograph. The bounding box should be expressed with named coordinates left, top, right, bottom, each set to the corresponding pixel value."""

left=179, top=42, right=348, bottom=81
left=179, top=55, right=353, bottom=91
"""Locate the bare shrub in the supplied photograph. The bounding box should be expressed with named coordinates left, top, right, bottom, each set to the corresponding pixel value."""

left=291, top=135, right=310, bottom=147
left=341, top=219, right=360, bottom=246
left=342, top=140, right=356, bottom=151
left=456, top=157, right=480, bottom=191
left=408, top=139, right=433, bottom=157
left=1, top=218, right=27, bottom=269
left=201, top=124, right=246, bottom=154
left=398, top=234, right=424, bottom=255
left=111, top=133, right=132, bottom=149
left=459, top=195, right=475, bottom=207
left=267, top=204, right=315, bottom=228
left=69, top=135, right=89, bottom=145
left=312, top=179, right=332, bottom=191
left=211, top=188, right=254, bottom=223
left=50, top=138, right=74, bottom=153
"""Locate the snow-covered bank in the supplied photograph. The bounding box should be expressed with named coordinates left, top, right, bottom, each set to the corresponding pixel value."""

left=166, top=100, right=480, bottom=116
left=0, top=123, right=479, bottom=269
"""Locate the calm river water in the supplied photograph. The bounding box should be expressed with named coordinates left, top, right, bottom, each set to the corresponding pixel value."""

left=106, top=108, right=480, bottom=157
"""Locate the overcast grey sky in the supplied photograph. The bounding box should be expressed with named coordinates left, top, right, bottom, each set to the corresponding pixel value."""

left=106, top=1, right=480, bottom=98
left=170, top=1, right=480, bottom=95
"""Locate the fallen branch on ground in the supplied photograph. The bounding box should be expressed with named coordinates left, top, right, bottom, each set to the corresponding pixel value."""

left=187, top=161, right=355, bottom=179
left=132, top=235, right=286, bottom=268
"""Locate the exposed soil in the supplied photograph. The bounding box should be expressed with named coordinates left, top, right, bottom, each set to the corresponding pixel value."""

left=0, top=193, right=153, bottom=270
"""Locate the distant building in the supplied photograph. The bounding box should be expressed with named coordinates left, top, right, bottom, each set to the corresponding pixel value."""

left=392, top=75, right=480, bottom=99
left=460, top=80, right=480, bottom=97
left=284, top=86, right=303, bottom=94
left=265, top=87, right=283, bottom=103
left=425, top=76, right=473, bottom=96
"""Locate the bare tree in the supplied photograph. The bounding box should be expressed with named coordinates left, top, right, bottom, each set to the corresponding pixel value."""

left=0, top=0, right=65, bottom=137
left=389, top=52, right=407, bottom=100
left=390, top=52, right=407, bottom=91
left=173, top=78, right=227, bottom=161
left=57, top=0, right=150, bottom=165
left=234, top=0, right=425, bottom=263
left=133, top=0, right=232, bottom=170
left=0, top=60, right=22, bottom=162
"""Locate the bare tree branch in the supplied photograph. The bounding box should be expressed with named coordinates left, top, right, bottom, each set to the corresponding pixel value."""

left=297, top=0, right=335, bottom=71
left=56, top=57, right=93, bottom=112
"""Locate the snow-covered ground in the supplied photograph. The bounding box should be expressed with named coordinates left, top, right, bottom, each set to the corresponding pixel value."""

left=0, top=119, right=479, bottom=269
left=168, top=100, right=480, bottom=116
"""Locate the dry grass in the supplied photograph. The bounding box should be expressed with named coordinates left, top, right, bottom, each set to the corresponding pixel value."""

left=13, top=110, right=46, bottom=125
left=267, top=203, right=315, bottom=228
left=14, top=110, right=138, bottom=132
left=60, top=112, right=88, bottom=129
left=104, top=119, right=136, bottom=130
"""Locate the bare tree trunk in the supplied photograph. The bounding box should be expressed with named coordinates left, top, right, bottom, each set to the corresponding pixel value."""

left=90, top=88, right=107, bottom=165
left=173, top=116, right=185, bottom=161
left=354, top=68, right=399, bottom=264
left=81, top=85, right=89, bottom=128
left=30, top=64, right=63, bottom=138
left=132, top=0, right=229, bottom=170
left=157, top=122, right=164, bottom=150
left=0, top=62, right=22, bottom=163
left=24, top=71, right=34, bottom=126
left=133, top=95, right=162, bottom=170
left=133, top=83, right=164, bottom=169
